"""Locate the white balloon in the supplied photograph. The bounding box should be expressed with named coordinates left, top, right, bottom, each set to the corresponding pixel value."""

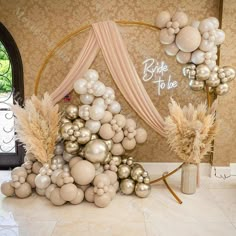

left=199, top=39, right=215, bottom=52
left=206, top=60, right=216, bottom=70
left=85, top=120, right=101, bottom=134
left=74, top=79, right=87, bottom=95
left=90, top=105, right=105, bottom=121
left=164, top=43, right=179, bottom=56
left=199, top=19, right=214, bottom=33
left=191, top=50, right=205, bottom=64
left=215, top=29, right=225, bottom=45
left=80, top=94, right=94, bottom=105
left=176, top=51, right=191, bottom=64
left=103, top=87, right=115, bottom=99
left=84, top=69, right=99, bottom=82
left=92, top=81, right=106, bottom=97
left=108, top=101, right=121, bottom=114
left=208, top=17, right=219, bottom=29
left=79, top=105, right=91, bottom=120
left=93, top=98, right=107, bottom=109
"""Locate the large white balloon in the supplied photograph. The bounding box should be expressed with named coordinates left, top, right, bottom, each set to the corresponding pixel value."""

left=79, top=105, right=90, bottom=120
left=176, top=51, right=191, bottom=64
left=84, top=69, right=99, bottom=82
left=208, top=17, right=219, bottom=29
left=191, top=50, right=205, bottom=64
left=85, top=120, right=101, bottom=134
left=93, top=81, right=106, bottom=97
left=164, top=43, right=179, bottom=56
left=90, top=105, right=105, bottom=121
left=80, top=94, right=94, bottom=105
left=199, top=39, right=215, bottom=52
left=108, top=101, right=121, bottom=114
left=93, top=98, right=107, bottom=109
left=215, top=29, right=225, bottom=45
left=199, top=19, right=214, bottom=33
left=74, top=79, right=87, bottom=95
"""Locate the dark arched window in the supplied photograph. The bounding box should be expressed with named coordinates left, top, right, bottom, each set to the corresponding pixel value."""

left=0, top=22, right=24, bottom=169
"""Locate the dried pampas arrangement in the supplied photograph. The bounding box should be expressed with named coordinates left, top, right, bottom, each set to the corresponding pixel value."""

left=165, top=98, right=218, bottom=164
left=11, top=93, right=60, bottom=164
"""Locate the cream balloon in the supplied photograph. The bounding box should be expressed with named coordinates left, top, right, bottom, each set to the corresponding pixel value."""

left=85, top=119, right=101, bottom=134
left=80, top=94, right=94, bottom=105
left=112, top=131, right=124, bottom=143
left=155, top=11, right=171, bottom=28
left=15, top=182, right=32, bottom=199
left=84, top=69, right=99, bottom=82
left=74, top=79, right=87, bottom=95
left=199, top=19, right=214, bottom=33
left=164, top=43, right=179, bottom=56
left=122, top=137, right=136, bottom=150
left=45, top=184, right=57, bottom=199
left=50, top=188, right=66, bottom=206
left=172, top=11, right=188, bottom=27
left=35, top=174, right=51, bottom=189
left=92, top=81, right=106, bottom=97
left=100, top=111, right=113, bottom=124
left=215, top=29, right=225, bottom=45
left=135, top=128, right=147, bottom=143
left=176, top=26, right=201, bottom=52
left=108, top=101, right=121, bottom=114
left=216, top=83, right=229, bottom=95
left=60, top=183, right=78, bottom=201
left=93, top=97, right=107, bottom=109
left=159, top=28, right=175, bottom=45
left=90, top=105, right=105, bottom=121
left=208, top=17, right=219, bottom=29
left=199, top=39, right=215, bottom=52
left=85, top=186, right=95, bottom=202
left=192, top=20, right=200, bottom=29
left=191, top=50, right=205, bottom=65
left=176, top=51, right=191, bottom=64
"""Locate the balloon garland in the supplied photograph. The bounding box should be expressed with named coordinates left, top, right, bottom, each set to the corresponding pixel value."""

left=156, top=11, right=235, bottom=96
left=1, top=69, right=151, bottom=208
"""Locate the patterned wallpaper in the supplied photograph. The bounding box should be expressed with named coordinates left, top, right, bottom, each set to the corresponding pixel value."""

left=0, top=0, right=225, bottom=163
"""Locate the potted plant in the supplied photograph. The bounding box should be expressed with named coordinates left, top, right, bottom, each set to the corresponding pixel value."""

left=165, top=98, right=218, bottom=194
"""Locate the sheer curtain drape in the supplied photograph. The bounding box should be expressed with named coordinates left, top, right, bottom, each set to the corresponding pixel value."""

left=50, top=21, right=165, bottom=137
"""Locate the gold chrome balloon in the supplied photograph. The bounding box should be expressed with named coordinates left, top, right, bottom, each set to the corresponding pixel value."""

left=189, top=79, right=204, bottom=91
left=131, top=164, right=144, bottom=181
left=65, top=141, right=79, bottom=154
left=117, top=164, right=131, bottom=179
left=216, top=83, right=229, bottom=96
left=77, top=127, right=91, bottom=144
left=135, top=183, right=151, bottom=198
left=120, top=179, right=135, bottom=195
left=65, top=105, right=78, bottom=120
left=205, top=72, right=220, bottom=87
left=196, top=64, right=211, bottom=81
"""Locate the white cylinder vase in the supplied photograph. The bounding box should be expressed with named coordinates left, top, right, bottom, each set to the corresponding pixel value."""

left=181, top=163, right=197, bottom=194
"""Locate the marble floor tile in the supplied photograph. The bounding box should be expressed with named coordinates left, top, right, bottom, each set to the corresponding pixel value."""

left=209, top=188, right=236, bottom=222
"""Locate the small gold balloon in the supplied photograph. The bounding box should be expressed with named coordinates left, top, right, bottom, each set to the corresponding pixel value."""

left=60, top=123, right=73, bottom=140
left=216, top=83, right=229, bottom=96
left=135, top=183, right=151, bottom=198
left=196, top=65, right=211, bottom=81
left=221, top=66, right=236, bottom=83
left=103, top=152, right=112, bottom=164
left=73, top=118, right=85, bottom=128
left=111, top=156, right=122, bottom=166
left=131, top=164, right=144, bottom=181
left=61, top=116, right=71, bottom=125
left=91, top=134, right=99, bottom=140
left=65, top=141, right=79, bottom=154
left=205, top=73, right=220, bottom=87
left=103, top=139, right=114, bottom=151
left=120, top=179, right=135, bottom=195
left=117, top=164, right=131, bottom=179
left=65, top=105, right=78, bottom=120
left=77, top=127, right=91, bottom=144
left=189, top=79, right=204, bottom=91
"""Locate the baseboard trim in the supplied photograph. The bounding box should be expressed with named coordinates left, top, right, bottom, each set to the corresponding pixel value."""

left=139, top=162, right=236, bottom=179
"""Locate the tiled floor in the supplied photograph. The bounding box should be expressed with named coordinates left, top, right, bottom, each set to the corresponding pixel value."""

left=1, top=171, right=236, bottom=236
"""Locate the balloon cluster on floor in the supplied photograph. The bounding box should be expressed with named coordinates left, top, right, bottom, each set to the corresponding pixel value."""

left=155, top=11, right=235, bottom=96
left=1, top=69, right=151, bottom=208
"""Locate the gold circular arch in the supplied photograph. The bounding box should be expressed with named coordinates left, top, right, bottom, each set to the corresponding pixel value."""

left=34, top=21, right=160, bottom=95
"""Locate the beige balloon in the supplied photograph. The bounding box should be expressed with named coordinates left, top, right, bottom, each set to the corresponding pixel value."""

left=135, top=128, right=147, bottom=144
left=71, top=160, right=96, bottom=185
left=15, top=182, right=32, bottom=198
left=113, top=114, right=126, bottom=128
left=70, top=188, right=84, bottom=204
left=94, top=193, right=111, bottom=208
left=85, top=186, right=95, bottom=202
left=69, top=156, right=82, bottom=168
left=99, top=123, right=115, bottom=140
left=164, top=43, right=179, bottom=56
left=100, top=111, right=113, bottom=124
left=60, top=183, right=78, bottom=201
left=32, top=161, right=43, bottom=174
left=50, top=188, right=66, bottom=206
left=1, top=181, right=15, bottom=197
left=111, top=143, right=125, bottom=156
left=176, top=51, right=191, bottom=64
left=112, top=131, right=124, bottom=143
left=93, top=173, right=111, bottom=186
left=11, top=166, right=27, bottom=179
left=104, top=170, right=117, bottom=185
left=172, top=11, right=188, bottom=27
left=176, top=26, right=201, bottom=52
left=108, top=185, right=116, bottom=199
left=160, top=28, right=175, bottom=45
left=122, top=137, right=136, bottom=150
left=45, top=184, right=57, bottom=199
left=155, top=11, right=171, bottom=28
left=26, top=173, right=36, bottom=188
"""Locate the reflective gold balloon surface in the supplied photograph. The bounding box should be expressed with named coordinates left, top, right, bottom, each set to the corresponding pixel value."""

left=120, top=179, right=135, bottom=195
left=135, top=183, right=151, bottom=198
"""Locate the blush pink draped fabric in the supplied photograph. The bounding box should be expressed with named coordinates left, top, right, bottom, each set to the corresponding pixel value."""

left=50, top=21, right=166, bottom=137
